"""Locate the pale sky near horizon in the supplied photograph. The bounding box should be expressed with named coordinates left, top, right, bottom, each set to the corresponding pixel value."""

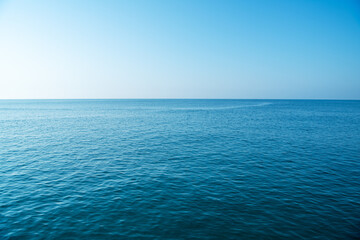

left=0, top=0, right=359, bottom=99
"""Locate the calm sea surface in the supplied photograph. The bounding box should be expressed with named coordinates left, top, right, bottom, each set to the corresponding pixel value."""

left=0, top=100, right=359, bottom=239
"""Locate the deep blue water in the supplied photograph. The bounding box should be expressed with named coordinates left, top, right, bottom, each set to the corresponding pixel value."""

left=1, top=99, right=359, bottom=239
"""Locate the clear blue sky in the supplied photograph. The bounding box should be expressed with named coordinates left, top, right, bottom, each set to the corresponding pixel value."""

left=0, top=0, right=359, bottom=99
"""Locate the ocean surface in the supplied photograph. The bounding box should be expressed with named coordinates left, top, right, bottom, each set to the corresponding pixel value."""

left=0, top=99, right=359, bottom=239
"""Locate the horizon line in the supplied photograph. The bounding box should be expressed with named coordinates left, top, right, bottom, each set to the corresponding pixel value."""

left=0, top=98, right=359, bottom=101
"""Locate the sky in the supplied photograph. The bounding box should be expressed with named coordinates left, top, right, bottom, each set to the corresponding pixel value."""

left=0, top=0, right=359, bottom=99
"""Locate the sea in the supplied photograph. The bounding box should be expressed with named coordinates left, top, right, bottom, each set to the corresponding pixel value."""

left=0, top=99, right=359, bottom=239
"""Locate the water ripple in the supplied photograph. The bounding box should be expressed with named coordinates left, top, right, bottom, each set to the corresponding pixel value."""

left=0, top=100, right=359, bottom=239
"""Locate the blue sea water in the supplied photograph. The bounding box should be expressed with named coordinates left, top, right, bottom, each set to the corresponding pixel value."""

left=0, top=99, right=359, bottom=239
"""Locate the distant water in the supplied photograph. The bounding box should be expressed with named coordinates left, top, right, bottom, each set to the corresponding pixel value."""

left=1, top=100, right=359, bottom=239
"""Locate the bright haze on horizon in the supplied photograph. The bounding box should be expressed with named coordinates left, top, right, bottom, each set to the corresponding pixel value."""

left=0, top=0, right=359, bottom=99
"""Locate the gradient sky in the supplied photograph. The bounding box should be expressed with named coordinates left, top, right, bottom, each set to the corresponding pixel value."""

left=0, top=0, right=359, bottom=99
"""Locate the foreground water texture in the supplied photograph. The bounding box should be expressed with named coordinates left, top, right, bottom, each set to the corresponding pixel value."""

left=1, top=100, right=359, bottom=239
